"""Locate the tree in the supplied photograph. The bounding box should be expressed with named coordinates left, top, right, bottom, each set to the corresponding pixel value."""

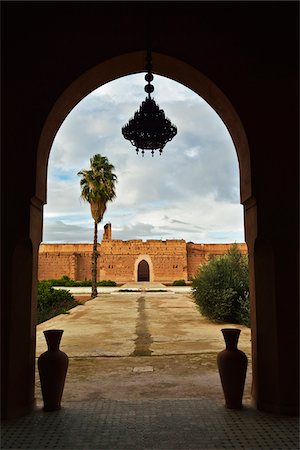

left=192, top=244, right=250, bottom=326
left=78, top=154, right=117, bottom=298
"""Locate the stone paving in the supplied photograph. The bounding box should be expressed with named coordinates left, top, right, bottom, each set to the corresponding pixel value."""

left=2, top=399, right=299, bottom=449
left=34, top=287, right=253, bottom=407
left=36, top=288, right=252, bottom=358
left=2, top=286, right=299, bottom=449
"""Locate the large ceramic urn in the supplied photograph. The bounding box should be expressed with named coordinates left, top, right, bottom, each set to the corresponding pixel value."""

left=217, top=328, right=248, bottom=409
left=38, top=329, right=69, bottom=411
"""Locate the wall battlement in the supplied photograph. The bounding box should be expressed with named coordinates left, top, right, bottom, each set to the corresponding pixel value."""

left=38, top=231, right=247, bottom=283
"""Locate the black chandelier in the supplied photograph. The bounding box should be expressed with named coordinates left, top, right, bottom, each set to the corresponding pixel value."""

left=122, top=50, right=177, bottom=156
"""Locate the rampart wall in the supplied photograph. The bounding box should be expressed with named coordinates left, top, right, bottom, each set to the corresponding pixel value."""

left=38, top=240, right=247, bottom=283
left=186, top=243, right=248, bottom=279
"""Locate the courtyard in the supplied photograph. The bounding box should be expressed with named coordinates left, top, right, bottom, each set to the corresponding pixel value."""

left=3, top=285, right=299, bottom=449
left=35, top=284, right=252, bottom=404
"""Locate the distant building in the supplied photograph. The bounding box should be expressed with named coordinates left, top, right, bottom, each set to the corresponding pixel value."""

left=38, top=223, right=247, bottom=283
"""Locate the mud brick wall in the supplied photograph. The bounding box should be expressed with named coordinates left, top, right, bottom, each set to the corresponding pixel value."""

left=38, top=252, right=76, bottom=280
left=38, top=241, right=247, bottom=282
left=187, top=243, right=248, bottom=280
left=76, top=252, right=93, bottom=280
left=99, top=239, right=187, bottom=283
left=186, top=243, right=207, bottom=280
left=38, top=244, right=94, bottom=280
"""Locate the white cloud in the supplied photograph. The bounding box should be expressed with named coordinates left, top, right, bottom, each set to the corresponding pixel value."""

left=43, top=220, right=93, bottom=243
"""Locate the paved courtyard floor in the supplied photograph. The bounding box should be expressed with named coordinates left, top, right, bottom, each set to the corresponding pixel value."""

left=2, top=285, right=299, bottom=449
left=35, top=286, right=252, bottom=404
left=3, top=398, right=299, bottom=449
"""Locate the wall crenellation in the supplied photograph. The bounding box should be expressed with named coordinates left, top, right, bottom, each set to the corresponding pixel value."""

left=38, top=228, right=247, bottom=283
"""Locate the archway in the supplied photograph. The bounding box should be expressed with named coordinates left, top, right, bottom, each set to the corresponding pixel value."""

left=31, top=51, right=260, bottom=413
left=35, top=52, right=252, bottom=204
left=138, top=260, right=150, bottom=282
left=2, top=0, right=298, bottom=421
left=134, top=255, right=154, bottom=282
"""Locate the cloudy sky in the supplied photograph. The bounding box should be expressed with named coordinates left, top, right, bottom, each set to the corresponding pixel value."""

left=43, top=73, right=245, bottom=244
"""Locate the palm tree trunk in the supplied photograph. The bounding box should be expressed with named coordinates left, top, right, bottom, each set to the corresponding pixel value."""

left=91, top=220, right=98, bottom=298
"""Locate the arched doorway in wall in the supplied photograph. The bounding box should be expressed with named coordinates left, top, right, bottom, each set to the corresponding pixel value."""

left=134, top=255, right=154, bottom=282
left=32, top=51, right=256, bottom=410
left=138, top=260, right=150, bottom=282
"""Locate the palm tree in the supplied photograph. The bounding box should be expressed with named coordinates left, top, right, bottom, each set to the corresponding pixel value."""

left=78, top=154, right=117, bottom=298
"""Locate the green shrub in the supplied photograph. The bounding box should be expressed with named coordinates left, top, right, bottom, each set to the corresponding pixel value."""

left=97, top=280, right=117, bottom=286
left=79, top=279, right=93, bottom=286
left=236, top=291, right=251, bottom=328
left=172, top=279, right=187, bottom=286
left=192, top=244, right=250, bottom=326
left=37, top=281, right=79, bottom=324
left=42, top=275, right=77, bottom=287
left=39, top=277, right=117, bottom=287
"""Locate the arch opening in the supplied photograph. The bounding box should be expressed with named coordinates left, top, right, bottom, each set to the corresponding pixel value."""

left=32, top=50, right=258, bottom=414
left=36, top=51, right=252, bottom=206
left=138, top=260, right=150, bottom=282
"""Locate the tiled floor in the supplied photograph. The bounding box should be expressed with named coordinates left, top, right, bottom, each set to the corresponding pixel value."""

left=2, top=398, right=299, bottom=449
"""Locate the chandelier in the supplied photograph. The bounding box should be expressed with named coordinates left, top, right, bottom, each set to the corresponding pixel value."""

left=122, top=50, right=177, bottom=156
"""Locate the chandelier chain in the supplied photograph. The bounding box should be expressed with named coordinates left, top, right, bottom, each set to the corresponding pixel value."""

left=122, top=49, right=177, bottom=156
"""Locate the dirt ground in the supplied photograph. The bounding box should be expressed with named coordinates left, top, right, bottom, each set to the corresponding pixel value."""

left=35, top=353, right=253, bottom=407
left=35, top=288, right=253, bottom=407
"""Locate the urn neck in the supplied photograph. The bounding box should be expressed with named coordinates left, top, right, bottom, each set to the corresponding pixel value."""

left=221, top=328, right=241, bottom=350
left=44, top=330, right=64, bottom=351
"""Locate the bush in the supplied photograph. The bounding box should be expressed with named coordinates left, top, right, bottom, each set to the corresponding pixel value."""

left=172, top=279, right=186, bottom=286
left=39, top=276, right=117, bottom=287
left=37, top=281, right=80, bottom=324
left=43, top=275, right=78, bottom=287
left=192, top=244, right=250, bottom=326
left=97, top=280, right=117, bottom=286
left=236, top=291, right=251, bottom=328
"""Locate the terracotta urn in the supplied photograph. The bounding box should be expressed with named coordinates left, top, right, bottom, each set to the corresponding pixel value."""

left=217, top=328, right=248, bottom=409
left=38, top=329, right=69, bottom=411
